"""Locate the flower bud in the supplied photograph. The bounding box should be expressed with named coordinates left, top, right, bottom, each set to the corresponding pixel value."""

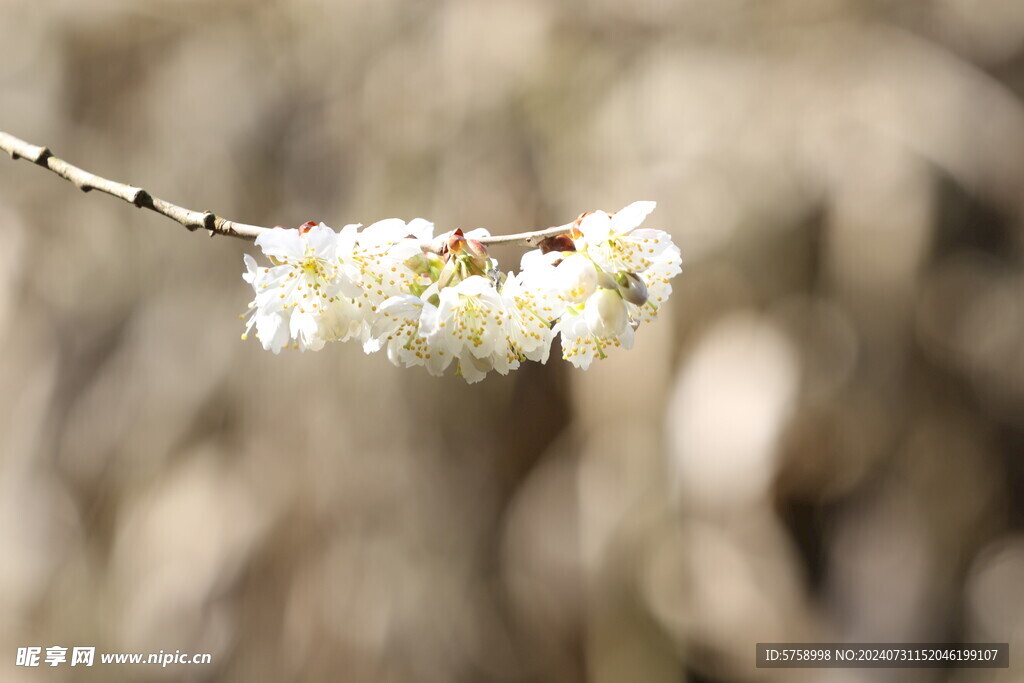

left=463, top=238, right=492, bottom=273
left=446, top=229, right=467, bottom=256
left=443, top=229, right=492, bottom=277
left=585, top=287, right=628, bottom=337
left=614, top=271, right=648, bottom=306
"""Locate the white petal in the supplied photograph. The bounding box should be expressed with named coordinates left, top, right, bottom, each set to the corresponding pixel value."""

left=255, top=228, right=304, bottom=260
left=458, top=353, right=491, bottom=383
left=458, top=275, right=494, bottom=295
left=304, top=224, right=339, bottom=258
left=610, top=201, right=656, bottom=234
left=463, top=227, right=491, bottom=240
left=337, top=263, right=364, bottom=298
left=363, top=218, right=410, bottom=244
left=619, top=323, right=635, bottom=351
left=379, top=294, right=424, bottom=318
left=578, top=211, right=612, bottom=243
left=520, top=248, right=559, bottom=273
left=319, top=298, right=362, bottom=343
left=256, top=313, right=289, bottom=354
left=418, top=301, right=441, bottom=338
left=425, top=347, right=452, bottom=376
left=406, top=218, right=435, bottom=241
left=584, top=288, right=628, bottom=337
left=290, top=311, right=319, bottom=345
left=556, top=254, right=599, bottom=302
left=386, top=239, right=426, bottom=262
left=336, top=224, right=360, bottom=255
left=243, top=254, right=260, bottom=284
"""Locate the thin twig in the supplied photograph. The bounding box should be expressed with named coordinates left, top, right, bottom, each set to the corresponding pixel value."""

left=476, top=224, right=573, bottom=247
left=0, top=129, right=569, bottom=248
left=0, top=130, right=269, bottom=240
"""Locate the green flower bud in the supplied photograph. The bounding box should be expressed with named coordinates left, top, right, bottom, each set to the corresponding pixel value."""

left=614, top=271, right=648, bottom=306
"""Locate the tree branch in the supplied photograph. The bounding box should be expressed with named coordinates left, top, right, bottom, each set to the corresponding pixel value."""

left=474, top=224, right=573, bottom=247
left=0, top=129, right=269, bottom=240
left=0, top=129, right=569, bottom=248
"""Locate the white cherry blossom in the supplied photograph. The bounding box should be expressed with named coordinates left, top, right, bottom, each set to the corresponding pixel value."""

left=555, top=287, right=635, bottom=370
left=421, top=275, right=518, bottom=383
left=500, top=268, right=559, bottom=364
left=367, top=294, right=451, bottom=376
left=242, top=224, right=357, bottom=352
left=552, top=252, right=599, bottom=303
left=576, top=201, right=679, bottom=276
left=240, top=203, right=682, bottom=380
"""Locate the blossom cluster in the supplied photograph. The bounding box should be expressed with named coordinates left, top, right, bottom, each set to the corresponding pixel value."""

left=241, top=202, right=682, bottom=382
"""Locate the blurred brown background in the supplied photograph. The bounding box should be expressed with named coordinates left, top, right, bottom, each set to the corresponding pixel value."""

left=2, top=1, right=1024, bottom=681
